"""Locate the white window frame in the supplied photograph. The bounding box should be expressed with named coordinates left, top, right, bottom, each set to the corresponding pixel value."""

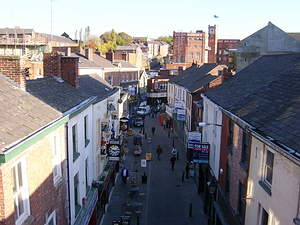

left=13, top=159, right=30, bottom=225
left=263, top=147, right=274, bottom=188
left=52, top=134, right=62, bottom=185
left=45, top=210, right=56, bottom=225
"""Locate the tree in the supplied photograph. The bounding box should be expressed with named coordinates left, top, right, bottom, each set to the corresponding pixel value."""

left=157, top=36, right=173, bottom=46
left=98, top=29, right=133, bottom=53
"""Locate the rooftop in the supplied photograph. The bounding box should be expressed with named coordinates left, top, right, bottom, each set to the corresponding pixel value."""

left=170, top=64, right=221, bottom=92
left=205, top=53, right=300, bottom=154
left=72, top=52, right=116, bottom=69
left=0, top=74, right=62, bottom=152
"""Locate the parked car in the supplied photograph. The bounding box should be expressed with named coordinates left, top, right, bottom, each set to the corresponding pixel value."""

left=134, top=117, right=144, bottom=127
left=136, top=105, right=151, bottom=116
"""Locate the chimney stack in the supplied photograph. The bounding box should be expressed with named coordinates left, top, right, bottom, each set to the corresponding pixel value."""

left=221, top=67, right=233, bottom=83
left=106, top=51, right=114, bottom=62
left=85, top=48, right=93, bottom=61
left=0, top=56, right=26, bottom=90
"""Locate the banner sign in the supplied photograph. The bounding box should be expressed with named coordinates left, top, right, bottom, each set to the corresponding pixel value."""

left=187, top=132, right=202, bottom=148
left=120, top=117, right=129, bottom=131
left=177, top=109, right=186, bottom=121
left=192, top=143, right=210, bottom=164
left=107, top=139, right=121, bottom=161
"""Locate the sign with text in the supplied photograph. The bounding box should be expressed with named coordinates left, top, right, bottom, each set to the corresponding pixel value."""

left=107, top=139, right=121, bottom=161
left=141, top=159, right=147, bottom=168
left=177, top=109, right=186, bottom=121
left=192, top=143, right=210, bottom=164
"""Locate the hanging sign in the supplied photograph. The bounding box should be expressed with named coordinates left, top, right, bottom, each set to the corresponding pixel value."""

left=192, top=143, right=210, bottom=164
left=120, top=117, right=129, bottom=131
left=107, top=139, right=121, bottom=161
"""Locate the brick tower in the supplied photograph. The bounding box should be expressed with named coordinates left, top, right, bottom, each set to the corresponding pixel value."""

left=207, top=25, right=217, bottom=63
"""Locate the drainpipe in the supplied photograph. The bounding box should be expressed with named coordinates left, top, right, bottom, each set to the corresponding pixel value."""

left=65, top=124, right=72, bottom=224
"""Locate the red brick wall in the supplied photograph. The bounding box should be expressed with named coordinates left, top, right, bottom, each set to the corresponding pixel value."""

left=61, top=57, right=79, bottom=88
left=104, top=71, right=139, bottom=86
left=0, top=132, right=68, bottom=225
left=217, top=39, right=240, bottom=65
left=43, top=53, right=62, bottom=77
left=44, top=53, right=79, bottom=88
left=0, top=56, right=26, bottom=89
left=208, top=25, right=217, bottom=64
left=173, top=31, right=206, bottom=64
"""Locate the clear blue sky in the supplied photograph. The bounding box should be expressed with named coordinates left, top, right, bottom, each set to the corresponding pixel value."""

left=1, top=0, right=299, bottom=40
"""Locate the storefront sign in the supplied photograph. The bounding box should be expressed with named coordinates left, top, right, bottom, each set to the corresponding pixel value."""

left=192, top=143, right=210, bottom=164
left=119, top=117, right=129, bottom=131
left=107, top=139, right=121, bottom=161
left=187, top=132, right=202, bottom=149
left=177, top=109, right=186, bottom=121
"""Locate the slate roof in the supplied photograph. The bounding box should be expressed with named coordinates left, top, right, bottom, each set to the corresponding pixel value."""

left=113, top=60, right=137, bottom=68
left=170, top=64, right=219, bottom=92
left=204, top=54, right=300, bottom=153
left=0, top=74, right=62, bottom=152
left=26, top=77, right=92, bottom=113
left=288, top=32, right=300, bottom=41
left=78, top=75, right=119, bottom=102
left=72, top=53, right=116, bottom=69
left=38, top=33, right=77, bottom=45
left=116, top=45, right=137, bottom=51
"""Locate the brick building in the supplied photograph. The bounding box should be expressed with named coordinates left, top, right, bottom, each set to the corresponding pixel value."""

left=147, top=75, right=172, bottom=104
left=0, top=71, right=69, bottom=225
left=216, top=39, right=240, bottom=65
left=172, top=25, right=217, bottom=65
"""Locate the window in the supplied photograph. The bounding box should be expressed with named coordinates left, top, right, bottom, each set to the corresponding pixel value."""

left=72, top=124, right=79, bottom=161
left=227, top=119, right=234, bottom=146
left=74, top=173, right=80, bottom=217
left=12, top=160, right=30, bottom=225
left=238, top=182, right=246, bottom=221
left=84, top=116, right=89, bottom=147
left=260, top=207, right=269, bottom=225
left=241, top=131, right=250, bottom=164
left=45, top=211, right=56, bottom=225
left=264, top=150, right=274, bottom=186
left=85, top=158, right=89, bottom=194
left=52, top=135, right=62, bottom=185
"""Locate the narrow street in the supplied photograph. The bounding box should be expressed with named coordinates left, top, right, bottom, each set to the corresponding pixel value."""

left=101, top=113, right=208, bottom=225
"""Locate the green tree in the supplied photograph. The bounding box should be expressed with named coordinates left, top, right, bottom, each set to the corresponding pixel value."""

left=157, top=36, right=173, bottom=46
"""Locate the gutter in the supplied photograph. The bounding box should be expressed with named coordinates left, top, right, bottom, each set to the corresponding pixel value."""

left=63, top=96, right=97, bottom=118
left=65, top=124, right=72, bottom=224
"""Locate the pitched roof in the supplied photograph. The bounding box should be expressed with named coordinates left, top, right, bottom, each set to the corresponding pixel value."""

left=26, top=77, right=91, bottom=113
left=38, top=33, right=77, bottom=45
left=204, top=53, right=300, bottom=153
left=116, top=45, right=137, bottom=51
left=77, top=75, right=119, bottom=102
left=0, top=74, right=62, bottom=152
left=170, top=64, right=219, bottom=92
left=288, top=32, right=300, bottom=41
left=113, top=60, right=137, bottom=68
left=72, top=52, right=116, bottom=69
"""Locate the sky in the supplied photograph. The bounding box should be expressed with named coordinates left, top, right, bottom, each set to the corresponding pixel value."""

left=1, top=0, right=300, bottom=40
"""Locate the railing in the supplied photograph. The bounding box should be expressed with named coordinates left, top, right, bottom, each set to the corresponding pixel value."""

left=0, top=37, right=47, bottom=45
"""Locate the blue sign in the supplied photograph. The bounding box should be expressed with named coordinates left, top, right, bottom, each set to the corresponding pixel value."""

left=192, top=143, right=210, bottom=164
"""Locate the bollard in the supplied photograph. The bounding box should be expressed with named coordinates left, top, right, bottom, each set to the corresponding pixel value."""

left=189, top=203, right=193, bottom=217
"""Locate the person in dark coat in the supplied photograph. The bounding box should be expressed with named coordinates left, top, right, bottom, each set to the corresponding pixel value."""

left=156, top=145, right=163, bottom=160
left=170, top=156, right=176, bottom=171
left=152, top=126, right=156, bottom=136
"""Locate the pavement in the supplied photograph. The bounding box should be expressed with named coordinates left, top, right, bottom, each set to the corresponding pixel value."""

left=100, top=113, right=208, bottom=225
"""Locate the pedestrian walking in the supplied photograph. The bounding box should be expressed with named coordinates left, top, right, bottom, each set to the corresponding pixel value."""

left=152, top=126, right=156, bottom=136
left=170, top=155, right=176, bottom=171
left=121, top=167, right=129, bottom=184
left=185, top=162, right=190, bottom=179
left=171, top=147, right=177, bottom=159
left=156, top=145, right=163, bottom=160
